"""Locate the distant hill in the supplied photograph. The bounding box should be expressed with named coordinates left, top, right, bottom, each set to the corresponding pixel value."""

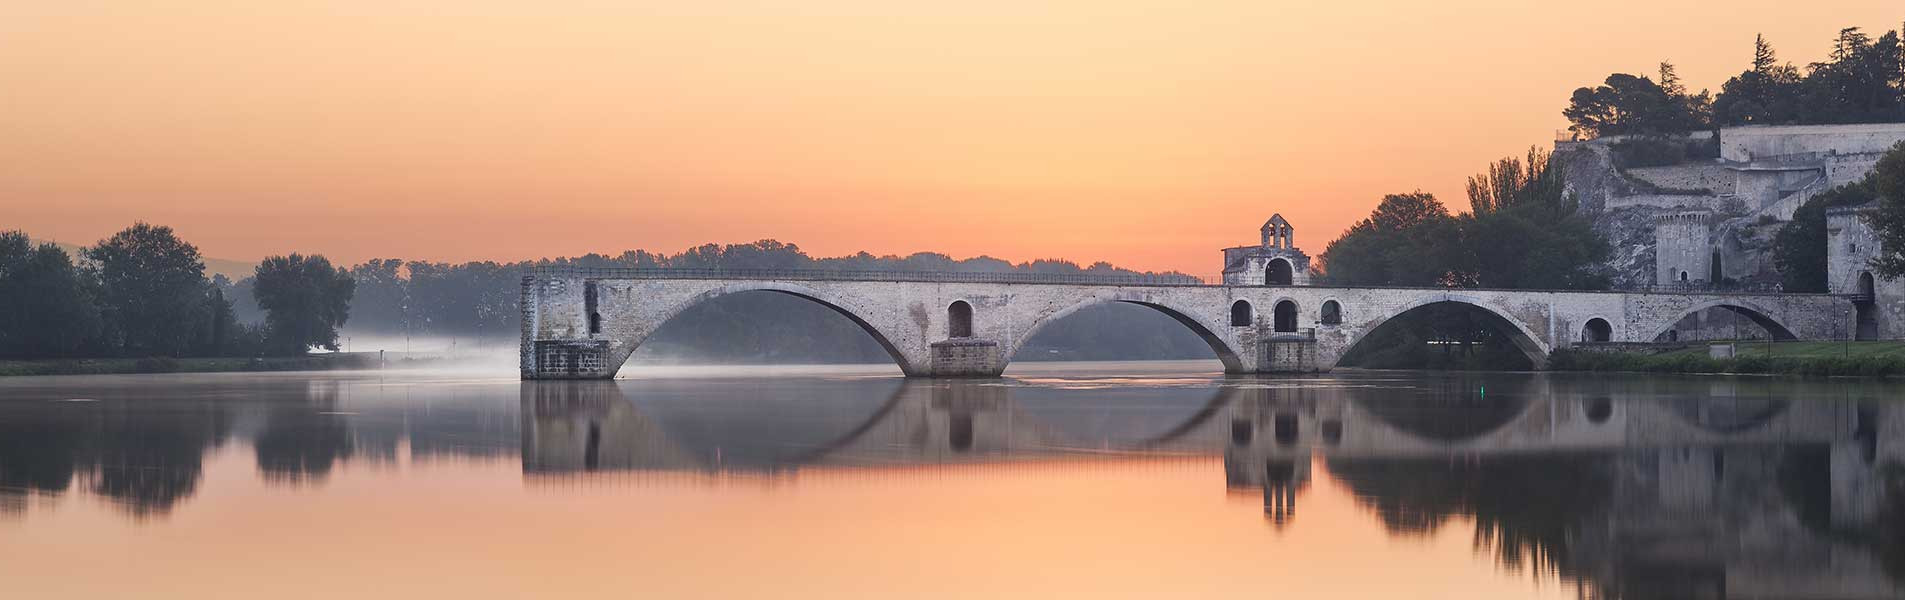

left=34, top=239, right=258, bottom=281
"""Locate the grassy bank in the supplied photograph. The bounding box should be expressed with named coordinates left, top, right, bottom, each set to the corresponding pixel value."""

left=0, top=353, right=400, bottom=377
left=1551, top=341, right=1905, bottom=376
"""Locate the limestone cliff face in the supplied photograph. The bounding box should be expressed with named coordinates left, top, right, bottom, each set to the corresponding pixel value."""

left=1556, top=142, right=1779, bottom=290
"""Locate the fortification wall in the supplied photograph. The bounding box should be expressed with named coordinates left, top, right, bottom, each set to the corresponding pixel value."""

left=1721, top=123, right=1905, bottom=162
left=1625, top=164, right=1735, bottom=194
left=1606, top=194, right=1721, bottom=211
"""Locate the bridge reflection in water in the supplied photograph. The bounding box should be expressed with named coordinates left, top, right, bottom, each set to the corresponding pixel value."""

left=523, top=373, right=1905, bottom=598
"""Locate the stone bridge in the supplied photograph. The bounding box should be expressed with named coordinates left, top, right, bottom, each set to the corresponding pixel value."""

left=518, top=268, right=1854, bottom=379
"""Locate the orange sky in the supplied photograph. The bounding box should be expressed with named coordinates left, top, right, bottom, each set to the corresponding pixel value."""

left=3, top=2, right=1901, bottom=274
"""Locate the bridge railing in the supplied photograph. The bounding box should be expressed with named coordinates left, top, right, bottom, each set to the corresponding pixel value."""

left=524, top=266, right=1219, bottom=286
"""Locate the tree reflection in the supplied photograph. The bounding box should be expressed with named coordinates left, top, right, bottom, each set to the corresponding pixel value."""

left=1327, top=455, right=1611, bottom=578
left=0, top=399, right=230, bottom=518
left=87, top=406, right=227, bottom=517
left=254, top=382, right=355, bottom=485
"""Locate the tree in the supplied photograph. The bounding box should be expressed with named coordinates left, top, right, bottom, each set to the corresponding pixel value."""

left=1318, top=193, right=1465, bottom=286
left=0, top=233, right=102, bottom=358
left=347, top=259, right=409, bottom=332
left=1870, top=142, right=1905, bottom=277
left=1460, top=148, right=1610, bottom=290
left=84, top=223, right=211, bottom=357
left=253, top=254, right=356, bottom=355
left=1774, top=178, right=1878, bottom=291
left=1714, top=28, right=1905, bottom=126
left=1564, top=72, right=1706, bottom=138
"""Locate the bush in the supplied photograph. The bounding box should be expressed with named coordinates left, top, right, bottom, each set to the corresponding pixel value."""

left=1549, top=348, right=1905, bottom=376
left=133, top=356, right=180, bottom=373
left=1611, top=137, right=1688, bottom=168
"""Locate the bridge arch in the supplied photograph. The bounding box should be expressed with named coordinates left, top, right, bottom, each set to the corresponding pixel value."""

left=1005, top=296, right=1245, bottom=372
left=634, top=282, right=921, bottom=374
left=1332, top=294, right=1550, bottom=369
left=1644, top=299, right=1798, bottom=342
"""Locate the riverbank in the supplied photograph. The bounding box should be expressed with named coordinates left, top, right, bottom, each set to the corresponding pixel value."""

left=0, top=353, right=419, bottom=376
left=1550, top=341, right=1905, bottom=376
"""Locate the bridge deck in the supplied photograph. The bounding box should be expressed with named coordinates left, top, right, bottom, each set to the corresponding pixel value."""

left=526, top=267, right=1846, bottom=298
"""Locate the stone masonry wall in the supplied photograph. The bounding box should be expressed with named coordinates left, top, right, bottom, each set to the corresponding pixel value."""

left=520, top=274, right=1853, bottom=379
left=1721, top=123, right=1905, bottom=162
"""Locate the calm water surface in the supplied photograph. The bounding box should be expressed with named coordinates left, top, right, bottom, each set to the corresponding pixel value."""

left=2, top=361, right=1902, bottom=599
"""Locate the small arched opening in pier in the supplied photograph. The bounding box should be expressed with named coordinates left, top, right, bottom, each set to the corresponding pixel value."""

left=1321, top=300, right=1343, bottom=325
left=1580, top=318, right=1611, bottom=343
left=1335, top=298, right=1547, bottom=370
left=584, top=281, right=602, bottom=335
left=1266, top=259, right=1294, bottom=286
left=1273, top=300, right=1299, bottom=333
left=948, top=300, right=974, bottom=338
left=1230, top=300, right=1254, bottom=327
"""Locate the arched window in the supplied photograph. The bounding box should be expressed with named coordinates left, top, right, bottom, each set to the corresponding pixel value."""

left=1230, top=300, right=1253, bottom=327
left=1320, top=300, right=1342, bottom=325
left=1273, top=300, right=1298, bottom=333
left=584, top=281, right=602, bottom=335
left=1581, top=318, right=1611, bottom=343
left=948, top=300, right=973, bottom=338
left=1266, top=259, right=1294, bottom=286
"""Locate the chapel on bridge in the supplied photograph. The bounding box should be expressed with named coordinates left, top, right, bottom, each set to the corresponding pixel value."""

left=1221, top=214, right=1312, bottom=286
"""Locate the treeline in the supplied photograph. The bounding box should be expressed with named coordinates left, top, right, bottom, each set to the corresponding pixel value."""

left=1565, top=26, right=1905, bottom=139
left=0, top=224, right=354, bottom=360
left=1318, top=147, right=1609, bottom=290
left=330, top=241, right=1212, bottom=362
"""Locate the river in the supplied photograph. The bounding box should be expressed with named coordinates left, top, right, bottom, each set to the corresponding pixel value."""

left=2, top=360, right=1901, bottom=599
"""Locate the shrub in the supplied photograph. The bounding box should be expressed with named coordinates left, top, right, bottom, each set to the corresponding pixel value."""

left=133, top=356, right=181, bottom=373
left=1612, top=137, right=1688, bottom=168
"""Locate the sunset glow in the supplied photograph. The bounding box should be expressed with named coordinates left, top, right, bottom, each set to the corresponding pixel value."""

left=4, top=1, right=1900, bottom=272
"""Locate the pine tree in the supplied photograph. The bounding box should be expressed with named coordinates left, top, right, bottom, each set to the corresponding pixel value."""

left=1753, top=34, right=1778, bottom=75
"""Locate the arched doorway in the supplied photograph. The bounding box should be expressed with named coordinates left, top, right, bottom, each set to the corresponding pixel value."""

left=1230, top=300, right=1253, bottom=327
left=1580, top=318, right=1611, bottom=343
left=1273, top=300, right=1298, bottom=333
left=948, top=301, right=974, bottom=338
left=1321, top=300, right=1343, bottom=325
left=1855, top=272, right=1878, bottom=340
left=1266, top=259, right=1294, bottom=286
